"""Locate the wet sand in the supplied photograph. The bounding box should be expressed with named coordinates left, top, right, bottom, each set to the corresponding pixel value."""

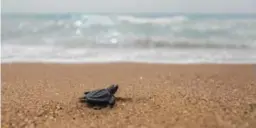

left=1, top=63, right=256, bottom=128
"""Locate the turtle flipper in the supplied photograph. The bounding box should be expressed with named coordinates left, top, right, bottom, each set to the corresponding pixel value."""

left=109, top=96, right=116, bottom=108
left=93, top=106, right=102, bottom=110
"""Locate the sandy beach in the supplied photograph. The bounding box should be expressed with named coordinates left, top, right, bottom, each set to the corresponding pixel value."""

left=1, top=63, right=256, bottom=128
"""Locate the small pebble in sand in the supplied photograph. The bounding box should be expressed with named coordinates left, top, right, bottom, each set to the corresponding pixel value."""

left=128, top=125, right=135, bottom=128
left=33, top=117, right=38, bottom=121
left=56, top=105, right=62, bottom=110
left=183, top=110, right=188, bottom=114
left=24, top=118, right=29, bottom=122
left=49, top=116, right=54, bottom=120
left=18, top=112, right=23, bottom=117
left=90, top=122, right=96, bottom=127
left=26, top=123, right=35, bottom=128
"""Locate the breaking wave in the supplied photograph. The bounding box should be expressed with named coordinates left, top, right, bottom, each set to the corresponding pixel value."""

left=2, top=13, right=256, bottom=63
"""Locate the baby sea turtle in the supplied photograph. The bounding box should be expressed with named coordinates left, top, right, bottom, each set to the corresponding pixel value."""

left=79, top=84, right=119, bottom=109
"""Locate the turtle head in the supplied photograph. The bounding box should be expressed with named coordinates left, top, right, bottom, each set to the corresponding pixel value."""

left=107, top=84, right=119, bottom=94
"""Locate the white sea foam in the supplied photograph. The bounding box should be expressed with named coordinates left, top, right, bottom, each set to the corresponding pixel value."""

left=2, top=44, right=256, bottom=64
left=117, top=15, right=188, bottom=24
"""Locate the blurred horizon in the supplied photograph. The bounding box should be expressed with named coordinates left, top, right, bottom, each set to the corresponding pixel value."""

left=2, top=0, right=255, bottom=13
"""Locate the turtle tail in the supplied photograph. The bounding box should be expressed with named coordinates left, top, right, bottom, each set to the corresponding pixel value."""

left=78, top=96, right=87, bottom=103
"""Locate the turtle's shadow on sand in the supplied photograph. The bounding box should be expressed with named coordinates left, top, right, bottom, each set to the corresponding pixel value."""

left=78, top=97, right=133, bottom=103
left=77, top=97, right=133, bottom=110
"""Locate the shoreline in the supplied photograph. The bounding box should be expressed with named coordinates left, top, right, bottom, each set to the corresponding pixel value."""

left=2, top=63, right=256, bottom=128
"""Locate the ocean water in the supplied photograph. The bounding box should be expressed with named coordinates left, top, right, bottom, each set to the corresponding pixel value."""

left=1, top=13, right=256, bottom=63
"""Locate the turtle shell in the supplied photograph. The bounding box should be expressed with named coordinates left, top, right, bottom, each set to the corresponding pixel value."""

left=85, top=89, right=112, bottom=104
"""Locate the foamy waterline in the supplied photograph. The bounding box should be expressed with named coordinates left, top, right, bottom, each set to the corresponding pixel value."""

left=2, top=44, right=256, bottom=64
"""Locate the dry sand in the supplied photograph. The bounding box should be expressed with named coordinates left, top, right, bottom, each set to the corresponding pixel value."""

left=1, top=63, right=256, bottom=128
